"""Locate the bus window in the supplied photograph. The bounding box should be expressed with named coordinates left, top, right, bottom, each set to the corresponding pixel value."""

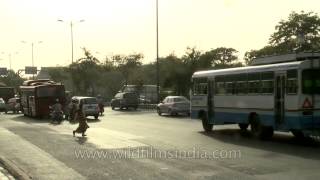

left=215, top=76, right=225, bottom=95
left=193, top=78, right=208, bottom=95
left=225, top=82, right=235, bottom=94
left=261, top=72, right=274, bottom=94
left=248, top=73, right=260, bottom=94
left=224, top=75, right=236, bottom=95
left=286, top=70, right=298, bottom=94
left=235, top=81, right=247, bottom=94
left=302, top=69, right=320, bottom=94
left=234, top=74, right=247, bottom=94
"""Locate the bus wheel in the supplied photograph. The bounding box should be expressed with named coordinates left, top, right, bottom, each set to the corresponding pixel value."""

left=239, top=123, right=249, bottom=131
left=201, top=114, right=213, bottom=132
left=261, top=127, right=274, bottom=140
left=250, top=115, right=273, bottom=140
left=249, top=114, right=270, bottom=139
left=291, top=130, right=305, bottom=139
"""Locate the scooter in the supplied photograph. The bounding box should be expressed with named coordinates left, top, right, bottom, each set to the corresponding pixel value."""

left=49, top=106, right=64, bottom=124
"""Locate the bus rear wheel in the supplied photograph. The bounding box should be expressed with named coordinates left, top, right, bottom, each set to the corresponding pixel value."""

left=291, top=130, right=305, bottom=139
left=201, top=114, right=213, bottom=132
left=250, top=114, right=273, bottom=140
left=239, top=123, right=249, bottom=131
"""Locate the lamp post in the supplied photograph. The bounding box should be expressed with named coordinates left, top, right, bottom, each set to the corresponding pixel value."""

left=58, top=19, right=85, bottom=64
left=1, top=51, right=18, bottom=70
left=21, top=41, right=42, bottom=67
left=156, top=0, right=160, bottom=103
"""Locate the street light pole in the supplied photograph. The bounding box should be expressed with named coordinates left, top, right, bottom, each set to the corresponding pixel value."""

left=31, top=43, right=34, bottom=67
left=9, top=54, right=11, bottom=70
left=156, top=0, right=160, bottom=103
left=58, top=19, right=84, bottom=64
left=1, top=52, right=18, bottom=70
left=22, top=41, right=42, bottom=67
left=70, top=22, right=74, bottom=63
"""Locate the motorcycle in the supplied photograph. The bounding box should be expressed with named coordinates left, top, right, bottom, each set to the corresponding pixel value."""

left=49, top=106, right=64, bottom=124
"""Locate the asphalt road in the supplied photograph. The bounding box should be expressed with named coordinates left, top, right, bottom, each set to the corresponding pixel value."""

left=0, top=108, right=320, bottom=180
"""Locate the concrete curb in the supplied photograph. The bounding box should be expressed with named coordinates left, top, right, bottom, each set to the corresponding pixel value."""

left=0, top=156, right=32, bottom=180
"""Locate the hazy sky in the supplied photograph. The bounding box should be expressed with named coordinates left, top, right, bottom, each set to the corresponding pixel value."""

left=0, top=0, right=320, bottom=71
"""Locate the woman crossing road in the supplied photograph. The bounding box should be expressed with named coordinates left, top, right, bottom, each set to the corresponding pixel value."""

left=73, top=102, right=89, bottom=137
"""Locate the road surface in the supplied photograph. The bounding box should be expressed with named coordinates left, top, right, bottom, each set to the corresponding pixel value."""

left=0, top=108, right=319, bottom=180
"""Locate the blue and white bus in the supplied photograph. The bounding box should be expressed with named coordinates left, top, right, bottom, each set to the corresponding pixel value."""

left=191, top=53, right=320, bottom=139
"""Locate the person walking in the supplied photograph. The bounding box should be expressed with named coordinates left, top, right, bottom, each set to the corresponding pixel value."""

left=73, top=102, right=89, bottom=137
left=97, top=94, right=104, bottom=116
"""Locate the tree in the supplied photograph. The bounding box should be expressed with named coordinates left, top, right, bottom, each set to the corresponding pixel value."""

left=112, top=53, right=143, bottom=85
left=0, top=70, right=25, bottom=89
left=69, top=48, right=101, bottom=96
left=270, top=11, right=320, bottom=52
left=245, top=11, right=320, bottom=64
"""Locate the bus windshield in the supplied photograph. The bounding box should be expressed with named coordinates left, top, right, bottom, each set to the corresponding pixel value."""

left=37, top=86, right=65, bottom=98
left=302, top=69, right=320, bottom=94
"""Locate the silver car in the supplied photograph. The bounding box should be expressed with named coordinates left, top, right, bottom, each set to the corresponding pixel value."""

left=72, top=96, right=100, bottom=119
left=157, top=96, right=190, bottom=116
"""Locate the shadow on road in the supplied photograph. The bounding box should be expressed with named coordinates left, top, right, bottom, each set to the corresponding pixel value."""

left=199, top=128, right=320, bottom=160
left=75, top=136, right=88, bottom=145
left=11, top=115, right=101, bottom=124
left=11, top=115, right=51, bottom=124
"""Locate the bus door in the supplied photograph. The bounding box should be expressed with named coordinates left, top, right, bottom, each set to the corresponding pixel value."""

left=275, top=73, right=286, bottom=125
left=207, top=79, right=215, bottom=124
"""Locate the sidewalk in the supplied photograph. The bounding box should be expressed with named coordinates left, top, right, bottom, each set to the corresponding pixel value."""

left=0, top=164, right=15, bottom=180
left=0, top=127, right=86, bottom=180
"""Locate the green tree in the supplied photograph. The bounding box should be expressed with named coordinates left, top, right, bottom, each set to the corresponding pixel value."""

left=112, top=53, right=143, bottom=85
left=270, top=11, right=320, bottom=52
left=0, top=70, right=25, bottom=89
left=245, top=11, right=320, bottom=64
left=69, top=48, right=101, bottom=96
left=208, top=47, right=239, bottom=68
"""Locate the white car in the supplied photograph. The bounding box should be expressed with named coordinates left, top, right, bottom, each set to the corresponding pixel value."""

left=157, top=96, right=190, bottom=116
left=72, top=96, right=100, bottom=119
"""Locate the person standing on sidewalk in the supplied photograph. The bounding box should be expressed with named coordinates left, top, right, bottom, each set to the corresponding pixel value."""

left=73, top=102, right=89, bottom=137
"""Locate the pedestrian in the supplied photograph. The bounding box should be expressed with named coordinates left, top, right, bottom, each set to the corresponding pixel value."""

left=69, top=99, right=78, bottom=122
left=73, top=102, right=89, bottom=137
left=97, top=94, right=104, bottom=116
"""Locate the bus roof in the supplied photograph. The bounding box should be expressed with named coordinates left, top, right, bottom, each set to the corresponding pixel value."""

left=192, top=60, right=304, bottom=79
left=20, top=84, right=64, bottom=89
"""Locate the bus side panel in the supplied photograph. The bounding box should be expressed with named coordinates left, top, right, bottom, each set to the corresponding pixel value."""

left=190, top=95, right=207, bottom=119
left=213, top=95, right=274, bottom=125
left=213, top=108, right=274, bottom=125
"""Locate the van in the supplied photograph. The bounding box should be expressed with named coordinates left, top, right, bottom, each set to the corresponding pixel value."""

left=72, top=96, right=100, bottom=119
left=111, top=92, right=139, bottom=110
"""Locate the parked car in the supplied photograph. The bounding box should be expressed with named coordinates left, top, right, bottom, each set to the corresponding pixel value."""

left=157, top=96, right=190, bottom=116
left=5, top=97, right=21, bottom=114
left=111, top=92, right=139, bottom=110
left=71, top=96, right=100, bottom=119
left=0, top=98, right=6, bottom=113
